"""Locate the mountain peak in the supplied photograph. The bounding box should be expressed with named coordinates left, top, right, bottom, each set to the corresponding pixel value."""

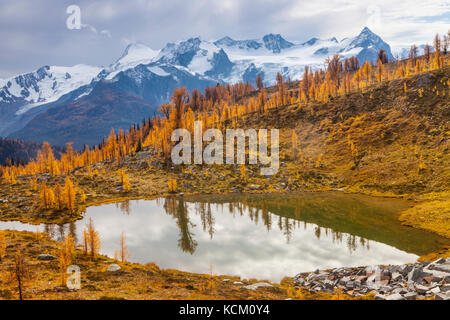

left=302, top=37, right=319, bottom=46
left=360, top=26, right=373, bottom=34
left=350, top=26, right=384, bottom=47
left=262, top=34, right=294, bottom=53
left=119, top=42, right=158, bottom=63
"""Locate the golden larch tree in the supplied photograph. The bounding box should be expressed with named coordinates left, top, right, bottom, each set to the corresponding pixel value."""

left=64, top=177, right=76, bottom=213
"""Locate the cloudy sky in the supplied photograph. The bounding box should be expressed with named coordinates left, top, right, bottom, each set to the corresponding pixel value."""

left=0, top=0, right=448, bottom=78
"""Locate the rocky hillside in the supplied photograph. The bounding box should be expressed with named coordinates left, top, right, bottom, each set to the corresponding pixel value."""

left=235, top=65, right=449, bottom=196
left=294, top=258, right=450, bottom=300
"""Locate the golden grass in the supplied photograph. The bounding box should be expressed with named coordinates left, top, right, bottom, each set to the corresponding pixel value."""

left=399, top=199, right=450, bottom=238
left=0, top=230, right=361, bottom=300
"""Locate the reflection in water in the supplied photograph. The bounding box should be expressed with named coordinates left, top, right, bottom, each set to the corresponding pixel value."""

left=166, top=198, right=372, bottom=254
left=0, top=192, right=448, bottom=282
left=164, top=198, right=198, bottom=254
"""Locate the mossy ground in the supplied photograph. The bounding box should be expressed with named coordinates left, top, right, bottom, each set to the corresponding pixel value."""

left=399, top=198, right=450, bottom=238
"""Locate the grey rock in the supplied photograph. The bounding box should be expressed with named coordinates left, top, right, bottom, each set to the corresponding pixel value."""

left=323, top=280, right=334, bottom=290
left=315, top=273, right=329, bottom=281
left=401, top=264, right=414, bottom=276
left=427, top=270, right=450, bottom=283
left=391, top=288, right=403, bottom=294
left=404, top=292, right=417, bottom=300
left=386, top=293, right=405, bottom=300
left=391, top=272, right=403, bottom=281
left=106, top=264, right=121, bottom=272
left=440, top=285, right=450, bottom=293
left=379, top=285, right=391, bottom=294
left=428, top=287, right=440, bottom=294
left=306, top=273, right=317, bottom=282
left=408, top=267, right=431, bottom=283
left=346, top=281, right=354, bottom=289
left=433, top=258, right=446, bottom=265
left=432, top=263, right=450, bottom=274
left=415, top=284, right=429, bottom=295
left=38, top=254, right=57, bottom=261
left=434, top=293, right=450, bottom=300
left=339, top=276, right=350, bottom=285
left=241, top=282, right=273, bottom=290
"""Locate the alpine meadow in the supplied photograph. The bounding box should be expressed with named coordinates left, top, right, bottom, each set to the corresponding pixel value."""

left=0, top=0, right=449, bottom=308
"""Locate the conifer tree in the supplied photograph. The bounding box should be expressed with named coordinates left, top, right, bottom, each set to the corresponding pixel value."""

left=256, top=74, right=263, bottom=90
left=84, top=217, right=101, bottom=258
left=64, top=177, right=76, bottom=213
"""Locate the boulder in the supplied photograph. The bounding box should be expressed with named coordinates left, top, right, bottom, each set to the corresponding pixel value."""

left=408, top=267, right=431, bottom=283
left=434, top=293, right=450, bottom=300
left=391, top=272, right=403, bottom=282
left=432, top=263, right=450, bottom=274
left=428, top=287, right=440, bottom=295
left=404, top=292, right=417, bottom=300
left=415, top=284, right=429, bottom=295
left=106, top=264, right=121, bottom=272
left=386, top=293, right=405, bottom=300
left=241, top=282, right=274, bottom=290
left=440, top=285, right=450, bottom=293
left=323, top=280, right=335, bottom=290
left=38, top=254, right=57, bottom=261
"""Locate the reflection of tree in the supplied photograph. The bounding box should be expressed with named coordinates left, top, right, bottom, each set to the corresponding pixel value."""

left=314, top=226, right=321, bottom=240
left=347, top=235, right=358, bottom=253
left=283, top=217, right=292, bottom=243
left=163, top=198, right=198, bottom=254
left=57, top=224, right=66, bottom=242
left=198, top=202, right=215, bottom=240
left=118, top=200, right=131, bottom=215
left=69, top=222, right=77, bottom=243
left=44, top=224, right=55, bottom=239
left=159, top=195, right=373, bottom=255
left=206, top=203, right=214, bottom=239
left=261, top=205, right=271, bottom=231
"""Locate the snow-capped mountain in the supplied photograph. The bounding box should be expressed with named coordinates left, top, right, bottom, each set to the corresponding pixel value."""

left=102, top=42, right=160, bottom=80
left=0, top=64, right=101, bottom=108
left=2, top=27, right=395, bottom=147
left=144, top=26, right=394, bottom=85
left=393, top=44, right=433, bottom=60
left=212, top=26, right=394, bottom=84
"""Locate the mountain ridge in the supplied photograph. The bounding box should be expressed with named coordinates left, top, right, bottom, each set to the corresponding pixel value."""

left=2, top=27, right=396, bottom=147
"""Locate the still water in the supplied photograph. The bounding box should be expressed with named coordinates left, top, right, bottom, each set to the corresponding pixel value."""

left=1, top=192, right=448, bottom=282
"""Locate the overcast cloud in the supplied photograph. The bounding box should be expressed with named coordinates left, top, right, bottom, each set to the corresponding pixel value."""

left=0, top=0, right=448, bottom=78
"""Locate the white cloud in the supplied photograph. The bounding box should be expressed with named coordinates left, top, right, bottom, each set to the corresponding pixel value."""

left=0, top=0, right=448, bottom=77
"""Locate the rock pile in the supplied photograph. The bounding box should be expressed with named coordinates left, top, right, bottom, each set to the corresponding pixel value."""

left=293, top=258, right=450, bottom=300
